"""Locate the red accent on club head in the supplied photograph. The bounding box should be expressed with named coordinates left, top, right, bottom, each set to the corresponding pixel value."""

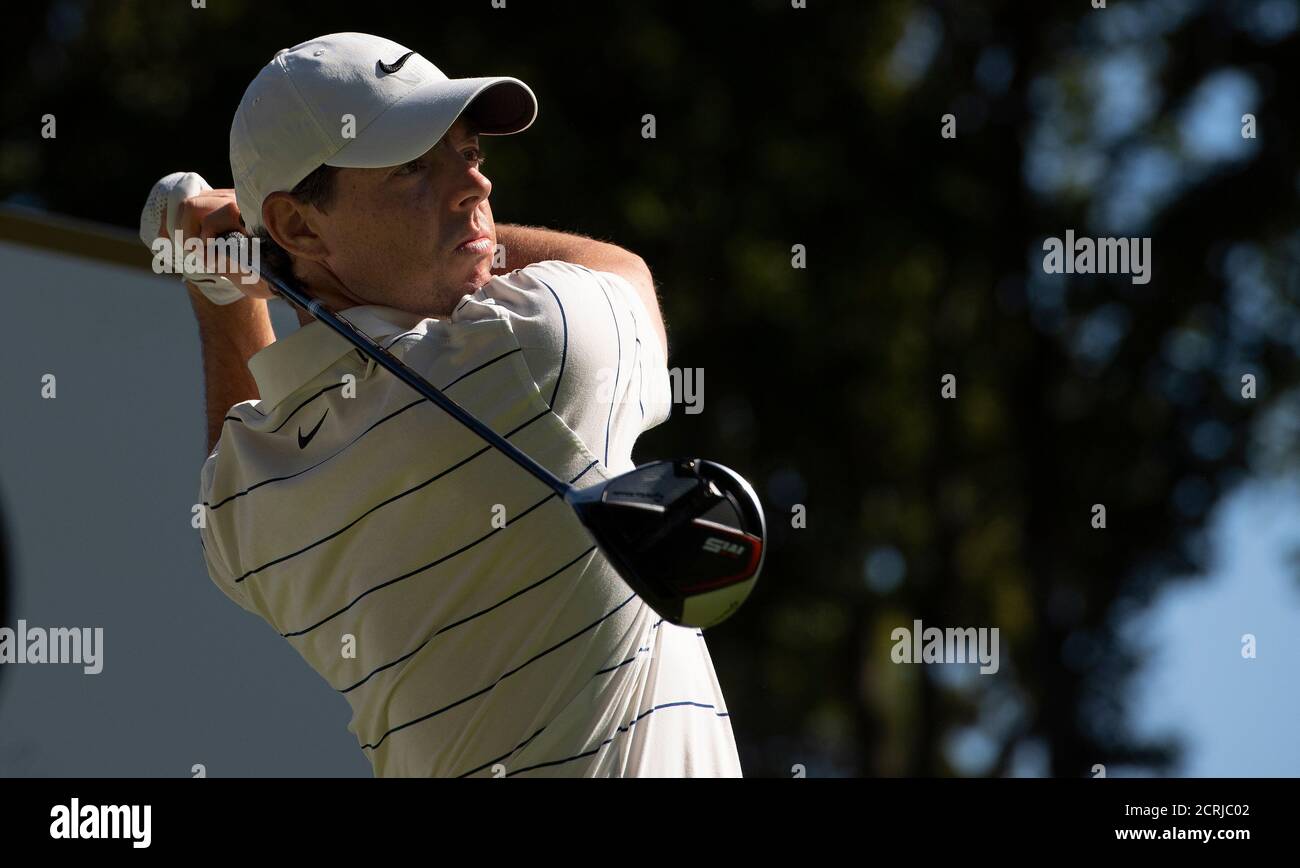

left=675, top=522, right=764, bottom=594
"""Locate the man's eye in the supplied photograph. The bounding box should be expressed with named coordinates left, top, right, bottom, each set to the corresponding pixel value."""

left=463, top=148, right=486, bottom=167
left=396, top=159, right=426, bottom=176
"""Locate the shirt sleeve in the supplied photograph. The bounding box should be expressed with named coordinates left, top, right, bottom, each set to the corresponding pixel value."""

left=197, top=454, right=259, bottom=616
left=456, top=260, right=672, bottom=470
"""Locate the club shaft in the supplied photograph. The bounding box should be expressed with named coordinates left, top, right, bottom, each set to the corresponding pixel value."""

left=244, top=241, right=572, bottom=497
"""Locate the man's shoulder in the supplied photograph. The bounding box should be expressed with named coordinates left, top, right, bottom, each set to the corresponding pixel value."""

left=490, top=259, right=636, bottom=294
left=482, top=260, right=648, bottom=330
left=489, top=261, right=664, bottom=362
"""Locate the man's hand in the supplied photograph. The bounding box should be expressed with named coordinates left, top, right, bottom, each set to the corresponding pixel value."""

left=159, top=188, right=275, bottom=302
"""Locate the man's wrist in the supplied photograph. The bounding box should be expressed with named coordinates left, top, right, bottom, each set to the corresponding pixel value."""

left=185, top=279, right=263, bottom=317
left=186, top=281, right=275, bottom=350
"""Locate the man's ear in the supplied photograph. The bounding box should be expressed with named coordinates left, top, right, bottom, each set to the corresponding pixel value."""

left=262, top=192, right=330, bottom=262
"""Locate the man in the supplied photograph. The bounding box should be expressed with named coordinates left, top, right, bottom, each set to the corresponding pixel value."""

left=168, top=32, right=741, bottom=777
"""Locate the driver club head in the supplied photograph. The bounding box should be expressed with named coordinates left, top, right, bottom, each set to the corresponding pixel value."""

left=565, top=458, right=766, bottom=629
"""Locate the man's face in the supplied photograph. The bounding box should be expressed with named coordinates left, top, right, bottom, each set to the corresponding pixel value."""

left=312, top=118, right=495, bottom=312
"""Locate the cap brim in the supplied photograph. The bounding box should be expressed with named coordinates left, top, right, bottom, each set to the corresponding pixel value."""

left=324, top=76, right=537, bottom=169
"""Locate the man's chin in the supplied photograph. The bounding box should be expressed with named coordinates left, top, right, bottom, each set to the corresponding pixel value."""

left=440, top=262, right=491, bottom=301
left=468, top=258, right=495, bottom=288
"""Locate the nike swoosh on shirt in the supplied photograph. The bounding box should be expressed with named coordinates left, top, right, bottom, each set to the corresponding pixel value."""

left=298, top=409, right=328, bottom=449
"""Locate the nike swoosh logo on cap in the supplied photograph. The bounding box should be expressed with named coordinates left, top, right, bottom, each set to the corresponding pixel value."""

left=378, top=51, right=416, bottom=75
left=298, top=409, right=328, bottom=449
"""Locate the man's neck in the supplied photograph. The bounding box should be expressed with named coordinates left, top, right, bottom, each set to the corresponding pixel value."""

left=289, top=275, right=490, bottom=328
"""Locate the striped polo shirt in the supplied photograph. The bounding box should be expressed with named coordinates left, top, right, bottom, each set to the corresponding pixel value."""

left=196, top=259, right=742, bottom=777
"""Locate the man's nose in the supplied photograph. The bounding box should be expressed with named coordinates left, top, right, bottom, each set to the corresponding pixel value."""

left=455, top=166, right=492, bottom=209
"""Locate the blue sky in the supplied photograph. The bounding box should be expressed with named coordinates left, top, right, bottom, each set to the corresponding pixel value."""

left=1125, top=476, right=1300, bottom=776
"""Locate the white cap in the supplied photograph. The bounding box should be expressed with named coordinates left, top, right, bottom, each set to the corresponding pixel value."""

left=230, top=32, right=537, bottom=232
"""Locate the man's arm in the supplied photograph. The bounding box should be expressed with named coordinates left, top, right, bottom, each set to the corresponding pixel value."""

left=151, top=187, right=277, bottom=456
left=493, top=224, right=667, bottom=357
left=188, top=282, right=276, bottom=455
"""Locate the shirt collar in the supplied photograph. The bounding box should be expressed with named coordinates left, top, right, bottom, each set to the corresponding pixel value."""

left=248, top=304, right=426, bottom=411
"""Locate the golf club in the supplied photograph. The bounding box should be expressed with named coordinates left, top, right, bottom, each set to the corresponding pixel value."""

left=227, top=234, right=766, bottom=628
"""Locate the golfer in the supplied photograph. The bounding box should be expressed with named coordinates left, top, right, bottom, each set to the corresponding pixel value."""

left=157, top=32, right=741, bottom=777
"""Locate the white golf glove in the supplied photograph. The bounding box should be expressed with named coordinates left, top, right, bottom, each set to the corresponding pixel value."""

left=139, top=171, right=246, bottom=305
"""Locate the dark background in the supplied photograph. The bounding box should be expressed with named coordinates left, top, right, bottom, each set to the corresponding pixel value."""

left=2, top=0, right=1298, bottom=776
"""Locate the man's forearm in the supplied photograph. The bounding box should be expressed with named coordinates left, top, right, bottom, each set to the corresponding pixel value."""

left=187, top=282, right=276, bottom=455
left=493, top=224, right=643, bottom=275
